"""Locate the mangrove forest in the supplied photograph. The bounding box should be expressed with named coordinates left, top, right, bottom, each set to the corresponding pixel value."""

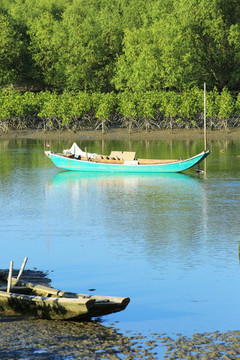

left=0, top=0, right=240, bottom=132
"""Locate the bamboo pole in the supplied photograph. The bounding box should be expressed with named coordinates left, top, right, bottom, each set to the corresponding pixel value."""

left=204, top=83, right=207, bottom=178
left=204, top=82, right=207, bottom=151
left=7, top=261, right=13, bottom=293
left=15, top=257, right=28, bottom=286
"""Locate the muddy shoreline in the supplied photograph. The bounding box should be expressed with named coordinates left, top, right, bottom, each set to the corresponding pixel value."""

left=1, top=315, right=240, bottom=359
left=1, top=128, right=240, bottom=141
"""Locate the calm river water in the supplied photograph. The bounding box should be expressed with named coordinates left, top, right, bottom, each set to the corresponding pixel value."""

left=0, top=137, right=240, bottom=338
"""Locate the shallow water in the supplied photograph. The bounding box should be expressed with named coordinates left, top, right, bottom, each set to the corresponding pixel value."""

left=0, top=137, right=240, bottom=341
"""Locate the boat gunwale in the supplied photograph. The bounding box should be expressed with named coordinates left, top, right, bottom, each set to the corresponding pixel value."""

left=0, top=289, right=95, bottom=305
left=0, top=278, right=130, bottom=306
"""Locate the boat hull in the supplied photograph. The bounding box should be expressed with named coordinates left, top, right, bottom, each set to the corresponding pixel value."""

left=0, top=290, right=94, bottom=320
left=45, top=150, right=210, bottom=173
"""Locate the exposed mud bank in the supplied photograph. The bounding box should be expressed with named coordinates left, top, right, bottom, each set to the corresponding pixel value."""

left=1, top=315, right=240, bottom=359
left=1, top=128, right=240, bottom=141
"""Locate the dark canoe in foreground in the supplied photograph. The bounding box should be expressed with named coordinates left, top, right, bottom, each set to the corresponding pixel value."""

left=0, top=275, right=130, bottom=320
left=45, top=143, right=210, bottom=173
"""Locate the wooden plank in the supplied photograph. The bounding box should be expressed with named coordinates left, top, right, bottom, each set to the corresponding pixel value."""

left=122, top=152, right=136, bottom=161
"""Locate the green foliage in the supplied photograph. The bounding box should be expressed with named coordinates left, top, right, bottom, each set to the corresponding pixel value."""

left=94, top=92, right=117, bottom=133
left=117, top=92, right=139, bottom=133
left=206, top=87, right=220, bottom=119
left=136, top=91, right=160, bottom=131
left=0, top=87, right=240, bottom=133
left=235, top=92, right=240, bottom=114
left=215, top=87, right=235, bottom=130
left=178, top=87, right=202, bottom=121
left=217, top=87, right=235, bottom=120
left=62, top=0, right=123, bottom=92
left=22, top=91, right=40, bottom=116
left=160, top=91, right=180, bottom=119
left=117, top=92, right=138, bottom=120
left=95, top=92, right=116, bottom=120
left=1, top=0, right=240, bottom=92
left=164, top=0, right=240, bottom=90
left=70, top=91, right=93, bottom=121
left=28, top=12, right=67, bottom=88
left=0, top=12, right=22, bottom=85
left=37, top=90, right=94, bottom=129
left=112, top=27, right=161, bottom=92
left=136, top=91, right=158, bottom=119
left=0, top=91, right=24, bottom=119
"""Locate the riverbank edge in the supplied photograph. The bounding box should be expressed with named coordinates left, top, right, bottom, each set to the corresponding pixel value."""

left=1, top=128, right=240, bottom=141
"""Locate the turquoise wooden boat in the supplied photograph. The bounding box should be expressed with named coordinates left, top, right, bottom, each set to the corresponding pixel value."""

left=45, top=143, right=210, bottom=173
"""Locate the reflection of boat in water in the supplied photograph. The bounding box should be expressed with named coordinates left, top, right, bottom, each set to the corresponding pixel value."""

left=45, top=167, right=208, bottom=268
left=45, top=143, right=210, bottom=173
left=47, top=170, right=201, bottom=191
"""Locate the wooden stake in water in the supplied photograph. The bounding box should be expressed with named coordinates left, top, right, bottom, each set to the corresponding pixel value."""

left=204, top=82, right=207, bottom=178
left=7, top=261, right=13, bottom=293
left=204, top=82, right=207, bottom=151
